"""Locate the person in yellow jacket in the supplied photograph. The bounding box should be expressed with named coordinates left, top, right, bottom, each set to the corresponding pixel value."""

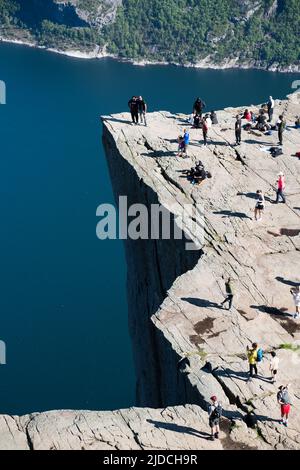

left=247, top=342, right=258, bottom=378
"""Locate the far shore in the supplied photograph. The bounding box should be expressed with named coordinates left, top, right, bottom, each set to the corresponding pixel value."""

left=1, top=36, right=299, bottom=73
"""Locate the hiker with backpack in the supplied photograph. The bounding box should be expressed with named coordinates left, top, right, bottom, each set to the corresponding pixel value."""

left=277, top=385, right=291, bottom=427
left=208, top=396, right=222, bottom=441
left=247, top=342, right=261, bottom=379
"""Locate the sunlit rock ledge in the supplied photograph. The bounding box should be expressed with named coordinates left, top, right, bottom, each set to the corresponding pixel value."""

left=1, top=93, right=299, bottom=450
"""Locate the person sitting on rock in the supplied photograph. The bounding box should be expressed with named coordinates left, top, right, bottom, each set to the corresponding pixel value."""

left=243, top=109, right=252, bottom=121
left=256, top=111, right=270, bottom=132
left=193, top=114, right=201, bottom=128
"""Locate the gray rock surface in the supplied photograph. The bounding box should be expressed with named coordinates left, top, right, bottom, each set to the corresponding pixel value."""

left=1, top=405, right=262, bottom=450
left=102, top=91, right=300, bottom=450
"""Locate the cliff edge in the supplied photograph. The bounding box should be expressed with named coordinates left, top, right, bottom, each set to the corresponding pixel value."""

left=102, top=92, right=300, bottom=450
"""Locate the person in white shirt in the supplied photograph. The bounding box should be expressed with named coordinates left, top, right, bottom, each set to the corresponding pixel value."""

left=267, top=96, right=275, bottom=122
left=290, top=286, right=300, bottom=319
left=269, top=351, right=279, bottom=383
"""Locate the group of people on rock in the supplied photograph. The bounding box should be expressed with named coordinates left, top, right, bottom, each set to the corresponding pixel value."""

left=252, top=170, right=286, bottom=223
left=221, top=277, right=300, bottom=319
left=183, top=160, right=212, bottom=185
left=237, top=98, right=287, bottom=146
left=128, top=96, right=147, bottom=126
left=208, top=341, right=294, bottom=440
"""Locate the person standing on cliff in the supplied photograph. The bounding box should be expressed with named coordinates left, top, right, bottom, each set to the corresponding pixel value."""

left=235, top=115, right=242, bottom=145
left=290, top=286, right=300, bottom=319
left=247, top=343, right=259, bottom=379
left=221, top=277, right=234, bottom=310
left=138, top=96, right=147, bottom=126
left=202, top=117, right=209, bottom=147
left=208, top=396, right=222, bottom=441
left=267, top=96, right=275, bottom=123
left=277, top=115, right=286, bottom=146
left=275, top=172, right=286, bottom=204
left=128, top=96, right=139, bottom=124
left=193, top=97, right=206, bottom=118
left=183, top=129, right=190, bottom=156
left=277, top=385, right=291, bottom=427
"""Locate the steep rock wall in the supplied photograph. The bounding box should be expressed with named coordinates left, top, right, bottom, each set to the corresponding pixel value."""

left=102, top=92, right=300, bottom=449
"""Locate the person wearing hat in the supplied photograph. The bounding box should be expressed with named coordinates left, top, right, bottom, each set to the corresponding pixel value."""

left=276, top=172, right=286, bottom=204
left=208, top=396, right=222, bottom=440
left=267, top=96, right=275, bottom=123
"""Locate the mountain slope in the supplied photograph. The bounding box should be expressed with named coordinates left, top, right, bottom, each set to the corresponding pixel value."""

left=0, top=0, right=299, bottom=70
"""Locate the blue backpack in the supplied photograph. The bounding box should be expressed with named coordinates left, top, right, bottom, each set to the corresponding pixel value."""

left=257, top=348, right=264, bottom=362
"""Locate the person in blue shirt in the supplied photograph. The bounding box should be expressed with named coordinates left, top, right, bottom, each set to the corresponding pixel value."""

left=183, top=129, right=190, bottom=156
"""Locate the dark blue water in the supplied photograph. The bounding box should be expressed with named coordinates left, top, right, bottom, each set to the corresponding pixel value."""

left=0, top=42, right=298, bottom=415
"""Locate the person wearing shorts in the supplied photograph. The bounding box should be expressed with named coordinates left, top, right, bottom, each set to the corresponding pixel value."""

left=277, top=385, right=291, bottom=427
left=254, top=190, right=265, bottom=221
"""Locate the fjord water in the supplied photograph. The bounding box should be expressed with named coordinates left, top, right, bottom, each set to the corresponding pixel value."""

left=0, top=43, right=298, bottom=415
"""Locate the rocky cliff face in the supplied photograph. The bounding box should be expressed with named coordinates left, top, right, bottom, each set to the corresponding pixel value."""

left=1, top=94, right=299, bottom=450
left=102, top=92, right=300, bottom=450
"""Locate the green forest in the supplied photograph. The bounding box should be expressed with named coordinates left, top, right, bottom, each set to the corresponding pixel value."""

left=0, top=0, right=299, bottom=68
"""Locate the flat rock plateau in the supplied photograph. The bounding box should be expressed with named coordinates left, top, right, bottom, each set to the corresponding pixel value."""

left=1, top=92, right=299, bottom=450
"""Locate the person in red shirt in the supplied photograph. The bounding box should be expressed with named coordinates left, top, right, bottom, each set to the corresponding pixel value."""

left=243, top=109, right=252, bottom=121
left=276, top=172, right=286, bottom=203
